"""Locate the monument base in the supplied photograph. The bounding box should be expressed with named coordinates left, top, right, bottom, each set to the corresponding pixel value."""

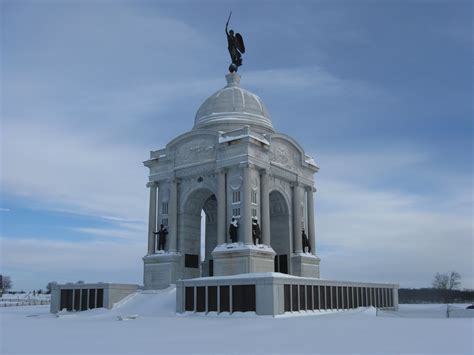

left=211, top=243, right=276, bottom=276
left=143, top=252, right=182, bottom=290
left=291, top=253, right=321, bottom=278
left=176, top=273, right=399, bottom=316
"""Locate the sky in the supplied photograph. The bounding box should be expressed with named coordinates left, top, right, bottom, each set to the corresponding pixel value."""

left=1, top=0, right=472, bottom=291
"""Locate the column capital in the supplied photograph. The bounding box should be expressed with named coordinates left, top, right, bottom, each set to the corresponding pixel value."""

left=305, top=185, right=316, bottom=193
left=215, top=167, right=227, bottom=174
left=146, top=181, right=158, bottom=188
left=239, top=162, right=256, bottom=170
left=260, top=168, right=271, bottom=176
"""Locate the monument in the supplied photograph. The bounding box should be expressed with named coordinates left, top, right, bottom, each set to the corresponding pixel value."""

left=50, top=16, right=398, bottom=315
left=141, top=16, right=399, bottom=315
left=142, top=14, right=320, bottom=289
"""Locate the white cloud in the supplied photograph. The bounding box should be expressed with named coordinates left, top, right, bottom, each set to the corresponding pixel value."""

left=2, top=120, right=148, bottom=221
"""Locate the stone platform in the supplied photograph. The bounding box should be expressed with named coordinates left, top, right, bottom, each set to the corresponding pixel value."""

left=176, top=273, right=399, bottom=316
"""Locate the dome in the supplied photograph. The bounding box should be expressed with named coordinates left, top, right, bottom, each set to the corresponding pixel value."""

left=193, top=73, right=274, bottom=133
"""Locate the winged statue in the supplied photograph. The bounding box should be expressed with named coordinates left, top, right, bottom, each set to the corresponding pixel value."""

left=225, top=12, right=245, bottom=73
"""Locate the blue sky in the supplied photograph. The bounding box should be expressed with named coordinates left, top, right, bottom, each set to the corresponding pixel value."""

left=1, top=0, right=472, bottom=291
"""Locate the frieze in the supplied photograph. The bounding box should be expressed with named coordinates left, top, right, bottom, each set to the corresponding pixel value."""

left=174, top=138, right=216, bottom=167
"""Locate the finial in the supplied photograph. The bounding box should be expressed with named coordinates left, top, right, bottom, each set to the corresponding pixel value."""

left=225, top=72, right=241, bottom=87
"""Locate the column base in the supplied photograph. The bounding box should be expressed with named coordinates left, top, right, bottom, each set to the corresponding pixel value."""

left=291, top=253, right=321, bottom=278
left=211, top=243, right=276, bottom=276
left=143, top=252, right=182, bottom=290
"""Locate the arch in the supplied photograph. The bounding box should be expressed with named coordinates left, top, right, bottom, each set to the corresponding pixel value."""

left=178, top=187, right=218, bottom=279
left=269, top=190, right=291, bottom=274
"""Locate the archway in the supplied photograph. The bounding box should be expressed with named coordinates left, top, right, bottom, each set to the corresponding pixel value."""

left=179, top=188, right=217, bottom=279
left=269, top=190, right=291, bottom=274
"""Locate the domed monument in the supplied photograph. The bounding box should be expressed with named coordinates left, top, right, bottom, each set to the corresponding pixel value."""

left=49, top=15, right=398, bottom=316
left=140, top=15, right=398, bottom=315
left=143, top=70, right=320, bottom=288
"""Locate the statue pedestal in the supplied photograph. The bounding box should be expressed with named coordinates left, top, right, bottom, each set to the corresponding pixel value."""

left=211, top=243, right=276, bottom=276
left=143, top=252, right=182, bottom=289
left=291, top=253, right=321, bottom=278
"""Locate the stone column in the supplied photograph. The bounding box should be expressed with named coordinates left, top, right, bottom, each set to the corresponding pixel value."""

left=217, top=169, right=226, bottom=245
left=241, top=164, right=253, bottom=244
left=306, top=186, right=316, bottom=255
left=260, top=170, right=270, bottom=246
left=147, top=182, right=157, bottom=255
left=168, top=178, right=178, bottom=252
left=292, top=183, right=303, bottom=253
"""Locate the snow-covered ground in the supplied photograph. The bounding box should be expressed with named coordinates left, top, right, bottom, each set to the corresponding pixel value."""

left=1, top=287, right=473, bottom=354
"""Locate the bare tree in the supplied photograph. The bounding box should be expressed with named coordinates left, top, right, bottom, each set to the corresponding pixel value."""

left=432, top=272, right=449, bottom=289
left=448, top=271, right=461, bottom=290
left=432, top=271, right=462, bottom=290
left=1, top=276, right=13, bottom=292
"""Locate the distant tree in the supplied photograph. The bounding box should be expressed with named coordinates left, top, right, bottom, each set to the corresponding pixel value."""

left=1, top=275, right=12, bottom=292
left=448, top=271, right=461, bottom=290
left=432, top=272, right=449, bottom=289
left=46, top=282, right=57, bottom=294
left=432, top=271, right=462, bottom=290
left=77, top=280, right=85, bottom=284
left=37, top=289, right=43, bottom=294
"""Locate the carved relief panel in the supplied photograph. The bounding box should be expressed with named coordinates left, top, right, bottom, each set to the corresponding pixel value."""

left=174, top=137, right=216, bottom=167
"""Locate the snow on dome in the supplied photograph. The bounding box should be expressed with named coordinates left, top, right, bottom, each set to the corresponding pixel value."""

left=193, top=73, right=274, bottom=133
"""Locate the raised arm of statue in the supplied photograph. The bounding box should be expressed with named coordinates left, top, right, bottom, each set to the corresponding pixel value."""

left=225, top=11, right=232, bottom=35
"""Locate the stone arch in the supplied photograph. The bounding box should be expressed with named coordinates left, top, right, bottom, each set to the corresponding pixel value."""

left=269, top=189, right=292, bottom=274
left=178, top=187, right=218, bottom=279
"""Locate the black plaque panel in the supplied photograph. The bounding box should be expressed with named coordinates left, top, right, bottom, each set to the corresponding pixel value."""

left=307, top=285, right=313, bottom=310
left=348, top=287, right=353, bottom=309
left=284, top=285, right=291, bottom=312
left=232, top=285, right=256, bottom=312
left=313, top=286, right=320, bottom=310
left=209, top=260, right=214, bottom=277
left=96, top=289, right=104, bottom=308
left=320, top=286, right=326, bottom=310
left=279, top=255, right=288, bottom=274
left=220, top=286, right=230, bottom=312
left=60, top=289, right=67, bottom=311
left=299, top=285, right=306, bottom=311
left=208, top=286, right=217, bottom=312
left=81, top=289, right=88, bottom=311
left=337, top=287, right=342, bottom=310
left=292, top=285, right=299, bottom=311
left=331, top=286, right=337, bottom=310
left=88, top=289, right=96, bottom=309
left=185, top=254, right=200, bottom=268
left=244, top=285, right=256, bottom=312
left=196, top=286, right=205, bottom=312
left=274, top=256, right=279, bottom=272
left=342, top=287, right=348, bottom=309
left=185, top=287, right=194, bottom=311
left=74, top=289, right=81, bottom=311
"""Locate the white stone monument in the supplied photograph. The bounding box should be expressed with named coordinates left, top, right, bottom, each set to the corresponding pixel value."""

left=143, top=72, right=321, bottom=289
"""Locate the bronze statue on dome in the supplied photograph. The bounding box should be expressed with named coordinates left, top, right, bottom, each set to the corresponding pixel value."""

left=225, top=12, right=245, bottom=73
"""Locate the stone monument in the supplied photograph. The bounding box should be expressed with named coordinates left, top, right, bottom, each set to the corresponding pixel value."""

left=142, top=71, right=321, bottom=289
